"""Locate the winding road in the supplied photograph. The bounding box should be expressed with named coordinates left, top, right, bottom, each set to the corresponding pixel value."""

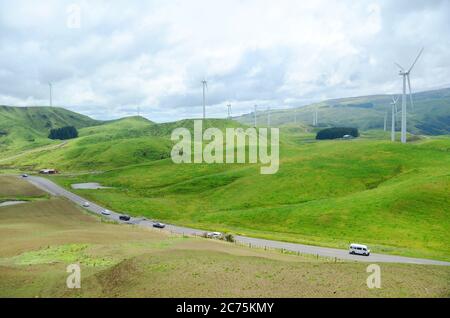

left=26, top=175, right=450, bottom=266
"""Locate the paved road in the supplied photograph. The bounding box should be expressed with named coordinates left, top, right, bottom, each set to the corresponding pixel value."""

left=25, top=175, right=450, bottom=266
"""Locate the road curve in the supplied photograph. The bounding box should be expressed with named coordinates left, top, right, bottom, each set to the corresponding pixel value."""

left=25, top=175, right=450, bottom=266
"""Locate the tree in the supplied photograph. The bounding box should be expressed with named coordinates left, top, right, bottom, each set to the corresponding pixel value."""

left=48, top=126, right=78, bottom=140
left=316, top=127, right=359, bottom=140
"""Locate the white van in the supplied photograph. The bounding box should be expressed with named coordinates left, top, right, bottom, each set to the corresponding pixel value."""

left=349, top=243, right=370, bottom=256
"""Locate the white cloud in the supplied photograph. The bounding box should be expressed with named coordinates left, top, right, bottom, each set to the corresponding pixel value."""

left=0, top=0, right=449, bottom=122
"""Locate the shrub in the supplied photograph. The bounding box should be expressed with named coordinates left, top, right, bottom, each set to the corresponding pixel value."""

left=224, top=233, right=235, bottom=243
left=316, top=127, right=359, bottom=140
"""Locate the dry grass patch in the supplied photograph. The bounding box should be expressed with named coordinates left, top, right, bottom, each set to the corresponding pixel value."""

left=0, top=175, right=45, bottom=198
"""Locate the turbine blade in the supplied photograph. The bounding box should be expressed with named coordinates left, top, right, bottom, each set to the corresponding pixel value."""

left=394, top=62, right=404, bottom=71
left=407, top=75, right=414, bottom=111
left=408, top=47, right=424, bottom=73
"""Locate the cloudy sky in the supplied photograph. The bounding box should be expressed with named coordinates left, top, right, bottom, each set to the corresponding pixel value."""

left=1, top=0, right=449, bottom=122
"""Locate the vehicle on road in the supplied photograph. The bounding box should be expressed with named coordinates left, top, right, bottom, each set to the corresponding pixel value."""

left=101, top=209, right=111, bottom=216
left=82, top=202, right=90, bottom=207
left=153, top=222, right=165, bottom=228
left=349, top=243, right=370, bottom=256
left=119, top=215, right=131, bottom=221
left=207, top=232, right=223, bottom=239
left=21, top=174, right=28, bottom=178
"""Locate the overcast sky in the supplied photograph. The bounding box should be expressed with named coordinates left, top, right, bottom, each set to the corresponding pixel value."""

left=1, top=0, right=449, bottom=122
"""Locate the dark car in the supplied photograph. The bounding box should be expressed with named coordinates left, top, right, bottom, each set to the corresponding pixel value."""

left=153, top=222, right=166, bottom=229
left=119, top=215, right=131, bottom=221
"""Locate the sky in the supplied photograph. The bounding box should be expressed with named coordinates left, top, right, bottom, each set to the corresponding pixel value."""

left=0, top=0, right=449, bottom=122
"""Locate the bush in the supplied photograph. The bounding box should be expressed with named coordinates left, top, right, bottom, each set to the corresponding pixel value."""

left=48, top=126, right=78, bottom=140
left=224, top=233, right=235, bottom=243
left=316, top=127, right=359, bottom=140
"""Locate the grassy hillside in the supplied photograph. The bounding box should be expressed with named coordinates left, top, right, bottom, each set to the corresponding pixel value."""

left=48, top=134, right=450, bottom=261
left=0, top=106, right=100, bottom=157
left=0, top=117, right=248, bottom=171
left=236, top=88, right=450, bottom=135
left=2, top=106, right=449, bottom=261
left=0, top=178, right=448, bottom=297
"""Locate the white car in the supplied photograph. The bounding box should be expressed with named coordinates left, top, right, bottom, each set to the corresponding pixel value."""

left=349, top=243, right=370, bottom=256
left=82, top=202, right=90, bottom=207
left=207, top=232, right=223, bottom=239
left=101, top=209, right=111, bottom=215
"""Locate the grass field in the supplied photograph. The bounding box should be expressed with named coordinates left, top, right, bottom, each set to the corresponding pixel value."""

left=49, top=134, right=450, bottom=261
left=1, top=109, right=449, bottom=262
left=0, top=179, right=449, bottom=297
left=0, top=176, right=46, bottom=202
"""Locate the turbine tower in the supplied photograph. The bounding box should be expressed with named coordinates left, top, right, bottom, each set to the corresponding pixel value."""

left=390, top=96, right=399, bottom=142
left=267, top=107, right=271, bottom=127
left=48, top=82, right=52, bottom=107
left=312, top=108, right=318, bottom=126
left=254, top=105, right=258, bottom=127
left=227, top=104, right=231, bottom=119
left=395, top=47, right=423, bottom=143
left=201, top=80, right=207, bottom=120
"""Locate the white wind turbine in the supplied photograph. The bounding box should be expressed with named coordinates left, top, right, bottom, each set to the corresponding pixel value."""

left=201, top=80, right=208, bottom=120
left=254, top=105, right=258, bottom=127
left=48, top=82, right=53, bottom=107
left=227, top=104, right=232, bottom=119
left=395, top=47, right=424, bottom=143
left=390, top=96, right=399, bottom=142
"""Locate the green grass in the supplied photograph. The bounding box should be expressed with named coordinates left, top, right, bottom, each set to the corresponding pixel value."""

left=2, top=106, right=449, bottom=261
left=236, top=87, right=450, bottom=135
left=45, top=134, right=450, bottom=261
left=0, top=187, right=449, bottom=297
left=0, top=105, right=100, bottom=158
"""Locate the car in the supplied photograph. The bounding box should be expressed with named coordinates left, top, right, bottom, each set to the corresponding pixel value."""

left=349, top=243, right=370, bottom=256
left=153, top=222, right=166, bottom=229
left=21, top=174, right=28, bottom=178
left=207, top=232, right=223, bottom=239
left=119, top=215, right=131, bottom=221
left=82, top=202, right=90, bottom=207
left=101, top=209, right=111, bottom=216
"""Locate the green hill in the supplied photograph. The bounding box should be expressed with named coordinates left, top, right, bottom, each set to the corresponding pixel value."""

left=48, top=133, right=450, bottom=261
left=0, top=106, right=100, bottom=156
left=1, top=105, right=449, bottom=261
left=236, top=87, right=450, bottom=135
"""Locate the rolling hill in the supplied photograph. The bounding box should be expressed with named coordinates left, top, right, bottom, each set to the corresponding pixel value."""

left=0, top=106, right=100, bottom=157
left=235, top=87, right=450, bottom=135
left=2, top=175, right=448, bottom=297
left=1, top=98, right=449, bottom=261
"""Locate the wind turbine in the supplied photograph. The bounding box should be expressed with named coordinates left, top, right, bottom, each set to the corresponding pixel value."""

left=201, top=80, right=208, bottom=120
left=390, top=96, right=399, bottom=142
left=312, top=108, right=318, bottom=126
left=267, top=106, right=271, bottom=127
left=227, top=104, right=232, bottom=119
left=395, top=47, right=423, bottom=143
left=254, top=105, right=258, bottom=127
left=48, top=82, right=53, bottom=107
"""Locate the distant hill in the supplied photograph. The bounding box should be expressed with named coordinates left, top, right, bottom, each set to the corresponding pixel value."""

left=235, top=87, right=450, bottom=135
left=0, top=106, right=100, bottom=156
